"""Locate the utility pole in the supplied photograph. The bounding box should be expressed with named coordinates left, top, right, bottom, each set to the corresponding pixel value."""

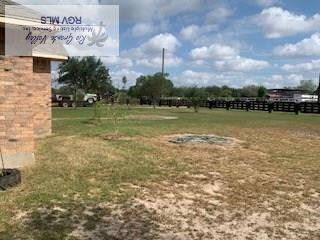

left=162, top=48, right=165, bottom=76
left=159, top=48, right=165, bottom=101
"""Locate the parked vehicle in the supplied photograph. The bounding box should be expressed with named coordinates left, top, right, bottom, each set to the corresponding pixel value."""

left=52, top=93, right=98, bottom=108
left=52, top=95, right=75, bottom=108
left=84, top=93, right=98, bottom=104
left=59, top=96, right=75, bottom=108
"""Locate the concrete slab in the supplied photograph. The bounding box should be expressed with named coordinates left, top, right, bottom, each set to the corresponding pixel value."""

left=1, top=152, right=35, bottom=168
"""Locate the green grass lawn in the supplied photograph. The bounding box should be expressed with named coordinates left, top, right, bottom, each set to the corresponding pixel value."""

left=1, top=106, right=319, bottom=239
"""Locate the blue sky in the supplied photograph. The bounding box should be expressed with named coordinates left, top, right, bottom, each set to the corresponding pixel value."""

left=16, top=0, right=320, bottom=88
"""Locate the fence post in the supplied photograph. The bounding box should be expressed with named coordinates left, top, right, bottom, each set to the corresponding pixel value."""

left=294, top=103, right=300, bottom=115
left=209, top=100, right=213, bottom=109
left=226, top=101, right=231, bottom=111
left=246, top=102, right=251, bottom=112
left=268, top=102, right=274, bottom=113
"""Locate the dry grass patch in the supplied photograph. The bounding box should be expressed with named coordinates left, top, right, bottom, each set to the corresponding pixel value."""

left=123, top=131, right=320, bottom=239
left=1, top=109, right=320, bottom=239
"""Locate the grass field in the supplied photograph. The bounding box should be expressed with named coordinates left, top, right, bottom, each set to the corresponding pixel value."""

left=0, top=106, right=319, bottom=239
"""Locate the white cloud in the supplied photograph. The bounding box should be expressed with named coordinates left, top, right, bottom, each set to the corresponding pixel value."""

left=101, top=57, right=133, bottom=69
left=128, top=21, right=169, bottom=37
left=205, top=7, right=233, bottom=24
left=173, top=70, right=243, bottom=87
left=180, top=24, right=218, bottom=41
left=215, top=56, right=270, bottom=71
left=287, top=74, right=304, bottom=83
left=254, top=74, right=304, bottom=88
left=174, top=70, right=217, bottom=86
left=274, top=33, right=320, bottom=57
left=255, top=7, right=320, bottom=38
left=124, top=33, right=182, bottom=68
left=17, top=0, right=206, bottom=22
left=102, top=0, right=203, bottom=22
left=134, top=33, right=180, bottom=55
left=270, top=74, right=283, bottom=82
left=172, top=70, right=306, bottom=88
left=189, top=44, right=269, bottom=71
left=110, top=69, right=143, bottom=88
left=136, top=57, right=182, bottom=69
left=130, top=23, right=154, bottom=37
left=282, top=60, right=320, bottom=72
left=180, top=25, right=202, bottom=40
left=262, top=74, right=303, bottom=88
left=180, top=7, right=232, bottom=42
left=190, top=44, right=238, bottom=60
left=254, top=0, right=281, bottom=7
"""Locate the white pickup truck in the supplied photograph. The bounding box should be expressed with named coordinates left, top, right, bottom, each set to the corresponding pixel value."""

left=83, top=94, right=98, bottom=104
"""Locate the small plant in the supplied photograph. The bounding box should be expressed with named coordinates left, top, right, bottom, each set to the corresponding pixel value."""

left=93, top=101, right=104, bottom=123
left=185, top=87, right=207, bottom=113
left=92, top=103, right=127, bottom=136
left=191, top=97, right=201, bottom=113
left=107, top=105, right=127, bottom=136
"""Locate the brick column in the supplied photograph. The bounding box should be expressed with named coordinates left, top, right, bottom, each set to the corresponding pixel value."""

left=33, top=71, right=52, bottom=137
left=0, top=57, right=35, bottom=168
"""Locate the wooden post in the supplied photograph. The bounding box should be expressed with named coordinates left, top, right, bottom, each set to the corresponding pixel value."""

left=209, top=100, right=213, bottom=109
left=226, top=101, right=231, bottom=111
left=268, top=102, right=274, bottom=113
left=294, top=103, right=300, bottom=115
left=246, top=102, right=251, bottom=112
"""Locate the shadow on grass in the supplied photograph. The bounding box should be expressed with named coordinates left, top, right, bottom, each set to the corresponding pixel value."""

left=8, top=202, right=159, bottom=240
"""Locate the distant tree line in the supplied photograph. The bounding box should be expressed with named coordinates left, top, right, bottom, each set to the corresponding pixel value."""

left=128, top=74, right=317, bottom=100
left=52, top=57, right=318, bottom=102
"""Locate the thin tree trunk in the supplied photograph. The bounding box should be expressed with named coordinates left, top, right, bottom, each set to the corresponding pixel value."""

left=74, top=87, right=77, bottom=109
left=153, top=96, right=156, bottom=109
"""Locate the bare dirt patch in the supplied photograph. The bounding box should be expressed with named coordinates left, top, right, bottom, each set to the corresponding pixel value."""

left=123, top=134, right=320, bottom=240
left=15, top=174, right=318, bottom=240
left=102, top=133, right=132, bottom=141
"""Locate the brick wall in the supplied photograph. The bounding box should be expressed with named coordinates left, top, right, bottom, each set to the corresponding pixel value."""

left=33, top=72, right=52, bottom=137
left=33, top=58, right=52, bottom=137
left=0, top=56, right=35, bottom=167
left=0, top=56, right=52, bottom=168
